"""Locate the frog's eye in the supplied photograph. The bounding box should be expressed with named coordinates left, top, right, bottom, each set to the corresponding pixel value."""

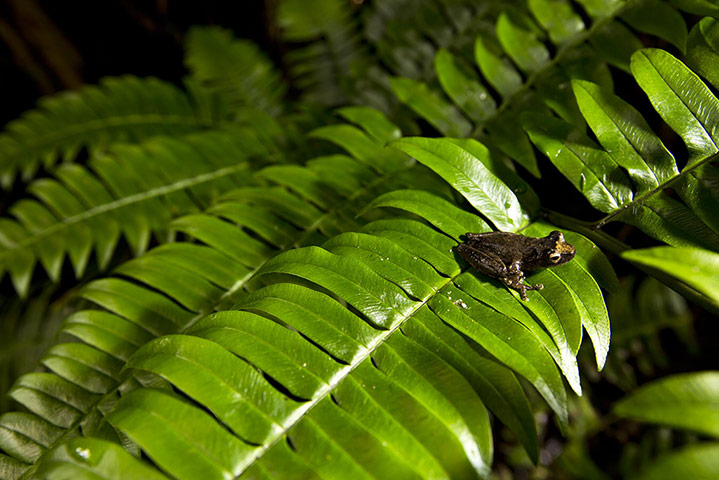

left=549, top=252, right=562, bottom=263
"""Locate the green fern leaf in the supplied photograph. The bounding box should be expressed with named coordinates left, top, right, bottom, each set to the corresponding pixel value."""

left=48, top=175, right=613, bottom=478
left=622, top=246, right=719, bottom=304
left=0, top=131, right=268, bottom=298
left=631, top=443, right=719, bottom=480
left=614, top=371, right=719, bottom=438
left=0, top=76, right=216, bottom=187
left=185, top=26, right=287, bottom=117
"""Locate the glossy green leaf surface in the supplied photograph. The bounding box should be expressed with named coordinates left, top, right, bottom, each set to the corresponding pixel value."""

left=614, top=371, right=719, bottom=438
left=474, top=36, right=522, bottom=100
left=522, top=112, right=633, bottom=213
left=38, top=438, right=169, bottom=480
left=687, top=17, right=719, bottom=89
left=389, top=77, right=472, bottom=137
left=0, top=2, right=676, bottom=473
left=528, top=0, right=585, bottom=45
left=108, top=388, right=256, bottom=480
left=622, top=246, right=719, bottom=303
left=435, top=49, right=496, bottom=122
left=391, top=137, right=525, bottom=231
left=337, top=106, right=402, bottom=145
left=496, top=12, right=550, bottom=74
left=572, top=79, right=677, bottom=193
left=526, top=223, right=610, bottom=370
left=631, top=49, right=719, bottom=163
left=670, top=0, right=719, bottom=16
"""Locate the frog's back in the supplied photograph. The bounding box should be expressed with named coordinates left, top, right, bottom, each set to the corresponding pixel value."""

left=464, top=231, right=537, bottom=262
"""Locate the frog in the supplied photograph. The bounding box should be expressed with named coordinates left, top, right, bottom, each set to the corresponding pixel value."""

left=456, top=230, right=576, bottom=301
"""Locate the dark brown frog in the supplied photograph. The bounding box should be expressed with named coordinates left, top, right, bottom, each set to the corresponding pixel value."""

left=457, top=230, right=576, bottom=300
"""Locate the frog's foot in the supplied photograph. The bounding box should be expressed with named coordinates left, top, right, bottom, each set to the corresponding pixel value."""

left=518, top=282, right=544, bottom=301
left=504, top=276, right=542, bottom=301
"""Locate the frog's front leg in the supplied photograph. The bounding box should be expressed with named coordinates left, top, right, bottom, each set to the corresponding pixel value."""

left=505, top=261, right=543, bottom=301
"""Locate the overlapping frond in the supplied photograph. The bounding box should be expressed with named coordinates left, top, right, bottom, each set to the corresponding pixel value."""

left=0, top=130, right=270, bottom=298
left=274, top=0, right=700, bottom=179
left=384, top=0, right=694, bottom=177
left=0, top=286, right=76, bottom=413
left=614, top=371, right=719, bottom=479
left=2, top=3, right=715, bottom=479
left=0, top=76, right=219, bottom=187
left=523, top=39, right=719, bottom=253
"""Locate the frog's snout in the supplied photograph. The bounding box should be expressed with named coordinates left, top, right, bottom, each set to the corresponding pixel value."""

left=555, top=240, right=575, bottom=256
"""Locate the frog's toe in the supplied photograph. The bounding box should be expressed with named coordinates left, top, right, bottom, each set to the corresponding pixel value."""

left=526, top=283, right=544, bottom=292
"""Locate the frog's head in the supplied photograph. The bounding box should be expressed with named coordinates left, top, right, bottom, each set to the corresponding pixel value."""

left=546, top=231, right=575, bottom=265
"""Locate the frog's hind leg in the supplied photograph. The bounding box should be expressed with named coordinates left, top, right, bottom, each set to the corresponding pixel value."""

left=506, top=261, right=543, bottom=301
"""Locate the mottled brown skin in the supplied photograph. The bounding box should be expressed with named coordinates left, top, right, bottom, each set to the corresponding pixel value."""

left=457, top=230, right=576, bottom=300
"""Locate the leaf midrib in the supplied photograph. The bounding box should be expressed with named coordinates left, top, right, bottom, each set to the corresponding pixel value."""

left=244, top=265, right=462, bottom=472
left=1, top=163, right=250, bottom=260
left=573, top=81, right=663, bottom=189
left=4, top=114, right=217, bottom=167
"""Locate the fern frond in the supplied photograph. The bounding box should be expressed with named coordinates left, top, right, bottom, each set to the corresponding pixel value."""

left=0, top=76, right=218, bottom=187
left=185, top=26, right=287, bottom=117
left=0, top=130, right=269, bottom=298
left=0, top=122, right=617, bottom=478
left=276, top=0, right=386, bottom=109
left=613, top=371, right=719, bottom=478
left=0, top=287, right=77, bottom=413
left=622, top=246, right=719, bottom=309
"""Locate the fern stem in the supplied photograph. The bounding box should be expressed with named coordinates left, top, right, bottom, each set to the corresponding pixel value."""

left=593, top=151, right=719, bottom=228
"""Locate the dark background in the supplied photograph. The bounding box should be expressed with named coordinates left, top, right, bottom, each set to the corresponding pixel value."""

left=0, top=0, right=272, bottom=126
